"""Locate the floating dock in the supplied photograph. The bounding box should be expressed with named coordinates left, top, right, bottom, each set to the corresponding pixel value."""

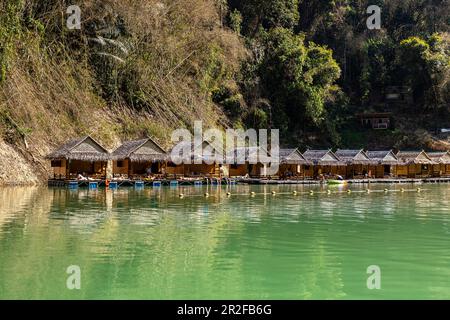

left=236, top=177, right=450, bottom=185
left=48, top=177, right=450, bottom=188
left=48, top=178, right=237, bottom=188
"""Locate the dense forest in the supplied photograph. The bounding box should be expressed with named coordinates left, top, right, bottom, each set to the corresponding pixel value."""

left=224, top=0, right=450, bottom=148
left=0, top=0, right=449, bottom=183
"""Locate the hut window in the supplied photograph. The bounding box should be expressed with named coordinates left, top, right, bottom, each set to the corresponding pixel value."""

left=117, top=161, right=125, bottom=168
left=51, top=160, right=62, bottom=168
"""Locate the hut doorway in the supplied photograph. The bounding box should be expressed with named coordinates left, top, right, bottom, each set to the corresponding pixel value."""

left=131, top=162, right=162, bottom=175
left=69, top=160, right=107, bottom=178
left=151, top=162, right=160, bottom=174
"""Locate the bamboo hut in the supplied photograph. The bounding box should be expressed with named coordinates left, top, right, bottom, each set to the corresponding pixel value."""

left=427, top=152, right=450, bottom=177
left=335, top=149, right=375, bottom=178
left=169, top=140, right=225, bottom=178
left=227, top=146, right=272, bottom=178
left=47, top=136, right=110, bottom=180
left=366, top=150, right=399, bottom=178
left=395, top=151, right=434, bottom=178
left=111, top=137, right=168, bottom=179
left=278, top=149, right=311, bottom=179
left=302, top=150, right=346, bottom=179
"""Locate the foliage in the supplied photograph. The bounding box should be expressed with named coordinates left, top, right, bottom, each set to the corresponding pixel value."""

left=228, top=0, right=449, bottom=146
left=0, top=0, right=449, bottom=180
left=396, top=35, right=450, bottom=108
left=229, top=0, right=299, bottom=35
left=229, top=9, right=243, bottom=35
left=254, top=28, right=341, bottom=136
left=0, top=0, right=24, bottom=83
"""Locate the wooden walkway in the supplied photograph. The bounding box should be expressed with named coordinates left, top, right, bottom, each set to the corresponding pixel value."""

left=48, top=178, right=237, bottom=188
left=238, top=177, right=450, bottom=185
left=48, top=177, right=450, bottom=188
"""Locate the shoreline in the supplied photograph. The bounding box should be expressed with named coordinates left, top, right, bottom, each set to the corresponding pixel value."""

left=42, top=177, right=450, bottom=188
left=3, top=177, right=450, bottom=188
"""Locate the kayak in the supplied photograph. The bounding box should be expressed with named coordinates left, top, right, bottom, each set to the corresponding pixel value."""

left=327, top=179, right=348, bottom=185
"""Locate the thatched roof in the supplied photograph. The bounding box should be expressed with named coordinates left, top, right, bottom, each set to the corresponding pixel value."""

left=335, top=149, right=375, bottom=165
left=396, top=151, right=434, bottom=165
left=366, top=150, right=398, bottom=165
left=226, top=146, right=273, bottom=164
left=169, top=140, right=224, bottom=163
left=302, top=150, right=345, bottom=166
left=46, top=136, right=110, bottom=161
left=111, top=138, right=167, bottom=162
left=279, top=148, right=311, bottom=165
left=427, top=151, right=450, bottom=164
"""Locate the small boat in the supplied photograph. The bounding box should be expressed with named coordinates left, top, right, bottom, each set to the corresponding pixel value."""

left=327, top=179, right=348, bottom=185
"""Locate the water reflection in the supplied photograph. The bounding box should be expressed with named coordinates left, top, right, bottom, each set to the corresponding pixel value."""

left=0, top=184, right=450, bottom=299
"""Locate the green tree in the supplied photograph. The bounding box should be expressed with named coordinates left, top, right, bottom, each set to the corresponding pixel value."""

left=229, top=9, right=243, bottom=35
left=256, top=28, right=341, bottom=133
left=229, top=0, right=299, bottom=35
left=0, top=0, right=24, bottom=82
left=396, top=35, right=449, bottom=108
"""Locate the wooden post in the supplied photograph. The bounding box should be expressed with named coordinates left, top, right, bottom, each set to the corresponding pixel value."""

left=106, top=160, right=113, bottom=180
left=66, top=159, right=70, bottom=179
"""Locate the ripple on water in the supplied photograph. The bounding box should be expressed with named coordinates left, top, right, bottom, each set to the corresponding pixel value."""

left=0, top=184, right=450, bottom=299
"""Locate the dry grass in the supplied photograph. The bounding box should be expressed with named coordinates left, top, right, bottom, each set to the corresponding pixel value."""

left=0, top=0, right=248, bottom=183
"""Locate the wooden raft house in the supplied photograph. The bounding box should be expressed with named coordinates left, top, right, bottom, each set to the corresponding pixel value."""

left=47, top=136, right=450, bottom=185
left=111, top=137, right=168, bottom=180
left=366, top=150, right=399, bottom=178
left=278, top=148, right=311, bottom=179
left=395, top=151, right=434, bottom=178
left=47, top=136, right=110, bottom=180
left=427, top=152, right=450, bottom=177
left=228, top=146, right=272, bottom=178
left=335, top=149, right=375, bottom=179
left=169, top=140, right=226, bottom=178
left=302, top=150, right=346, bottom=178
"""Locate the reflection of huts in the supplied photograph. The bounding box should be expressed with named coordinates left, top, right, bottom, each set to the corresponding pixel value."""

left=302, top=150, right=346, bottom=178
left=47, top=136, right=110, bottom=180
left=228, top=146, right=272, bottom=178
left=395, top=151, right=434, bottom=178
left=427, top=152, right=450, bottom=177
left=335, top=149, right=374, bottom=178
left=366, top=150, right=399, bottom=178
left=111, top=137, right=167, bottom=179
left=278, top=149, right=311, bottom=179
left=169, top=140, right=225, bottom=178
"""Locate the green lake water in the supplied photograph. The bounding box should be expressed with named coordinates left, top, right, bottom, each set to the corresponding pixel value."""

left=0, top=184, right=449, bottom=300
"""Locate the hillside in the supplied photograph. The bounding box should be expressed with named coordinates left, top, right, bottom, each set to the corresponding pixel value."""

left=0, top=0, right=449, bottom=185
left=0, top=0, right=247, bottom=184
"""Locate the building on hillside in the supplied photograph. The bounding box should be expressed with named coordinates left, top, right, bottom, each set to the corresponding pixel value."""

left=357, top=112, right=393, bottom=130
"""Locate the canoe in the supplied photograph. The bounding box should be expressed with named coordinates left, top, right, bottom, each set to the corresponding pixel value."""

left=327, top=180, right=348, bottom=185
